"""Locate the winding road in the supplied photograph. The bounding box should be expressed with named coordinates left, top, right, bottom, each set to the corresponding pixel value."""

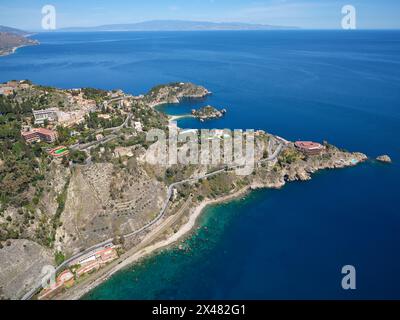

left=21, top=139, right=284, bottom=300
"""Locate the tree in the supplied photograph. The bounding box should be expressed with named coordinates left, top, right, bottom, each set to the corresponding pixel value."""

left=54, top=251, right=65, bottom=266
left=70, top=150, right=87, bottom=164
left=57, top=126, right=72, bottom=144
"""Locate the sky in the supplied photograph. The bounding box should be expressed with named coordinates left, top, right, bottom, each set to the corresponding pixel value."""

left=0, top=0, right=399, bottom=30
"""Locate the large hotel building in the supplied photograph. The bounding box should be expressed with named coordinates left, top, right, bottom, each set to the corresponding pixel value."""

left=294, top=141, right=325, bottom=155
left=21, top=128, right=58, bottom=143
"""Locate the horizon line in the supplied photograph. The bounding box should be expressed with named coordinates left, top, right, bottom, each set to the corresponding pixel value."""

left=27, top=28, right=400, bottom=33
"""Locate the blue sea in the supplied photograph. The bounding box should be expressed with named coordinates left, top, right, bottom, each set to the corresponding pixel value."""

left=1, top=30, right=399, bottom=299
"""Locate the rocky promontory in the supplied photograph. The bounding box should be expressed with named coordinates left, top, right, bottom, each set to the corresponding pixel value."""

left=144, top=82, right=211, bottom=107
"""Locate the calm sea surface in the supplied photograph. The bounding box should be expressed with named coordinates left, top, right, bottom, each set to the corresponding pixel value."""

left=1, top=31, right=399, bottom=299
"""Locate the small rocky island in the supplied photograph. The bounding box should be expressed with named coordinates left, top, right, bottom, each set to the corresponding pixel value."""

left=191, top=105, right=227, bottom=121
left=376, top=155, right=392, bottom=163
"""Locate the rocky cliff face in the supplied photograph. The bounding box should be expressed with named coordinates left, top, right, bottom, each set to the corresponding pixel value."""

left=0, top=152, right=169, bottom=298
left=245, top=143, right=367, bottom=191
left=0, top=239, right=53, bottom=300
left=56, top=160, right=167, bottom=256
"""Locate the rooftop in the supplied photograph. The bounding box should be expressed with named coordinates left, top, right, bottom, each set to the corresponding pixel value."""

left=295, top=141, right=324, bottom=150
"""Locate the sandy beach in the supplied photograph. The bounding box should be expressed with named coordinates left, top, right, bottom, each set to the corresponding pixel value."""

left=114, top=186, right=250, bottom=273
left=59, top=186, right=250, bottom=300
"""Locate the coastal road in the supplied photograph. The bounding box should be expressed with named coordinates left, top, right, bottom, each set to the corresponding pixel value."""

left=21, top=140, right=283, bottom=300
left=124, top=142, right=283, bottom=239
left=98, top=113, right=132, bottom=134
left=70, top=113, right=132, bottom=152
left=71, top=134, right=118, bottom=151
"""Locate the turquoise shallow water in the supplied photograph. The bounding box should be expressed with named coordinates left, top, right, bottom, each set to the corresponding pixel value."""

left=1, top=30, right=399, bottom=299
left=83, top=193, right=248, bottom=300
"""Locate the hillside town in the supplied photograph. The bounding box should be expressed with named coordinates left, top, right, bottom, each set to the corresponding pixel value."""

left=0, top=80, right=148, bottom=163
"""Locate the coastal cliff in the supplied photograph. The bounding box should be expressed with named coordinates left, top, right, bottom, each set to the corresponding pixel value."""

left=0, top=80, right=368, bottom=300
left=144, top=82, right=210, bottom=107
left=52, top=140, right=368, bottom=300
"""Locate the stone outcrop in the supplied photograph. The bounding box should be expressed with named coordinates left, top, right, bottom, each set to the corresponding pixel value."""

left=376, top=155, right=392, bottom=163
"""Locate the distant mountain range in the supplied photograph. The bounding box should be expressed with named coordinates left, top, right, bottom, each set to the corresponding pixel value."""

left=60, top=20, right=298, bottom=32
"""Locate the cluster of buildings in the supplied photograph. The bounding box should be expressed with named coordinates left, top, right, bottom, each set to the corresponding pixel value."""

left=0, top=86, right=14, bottom=96
left=38, top=246, right=119, bottom=300
left=63, top=91, right=97, bottom=125
left=56, top=109, right=88, bottom=127
left=71, top=246, right=119, bottom=278
left=21, top=127, right=58, bottom=143
left=33, top=107, right=95, bottom=127
left=295, top=141, right=325, bottom=155
left=104, top=91, right=134, bottom=112
left=32, top=91, right=97, bottom=126
left=0, top=80, right=30, bottom=96
left=68, top=90, right=97, bottom=108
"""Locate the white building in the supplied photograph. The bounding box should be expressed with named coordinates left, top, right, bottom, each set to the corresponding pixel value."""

left=33, top=108, right=59, bottom=124
left=134, top=121, right=143, bottom=132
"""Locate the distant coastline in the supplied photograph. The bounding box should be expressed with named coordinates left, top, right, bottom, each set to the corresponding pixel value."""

left=58, top=19, right=299, bottom=32
left=0, top=44, right=30, bottom=57
left=0, top=34, right=39, bottom=57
